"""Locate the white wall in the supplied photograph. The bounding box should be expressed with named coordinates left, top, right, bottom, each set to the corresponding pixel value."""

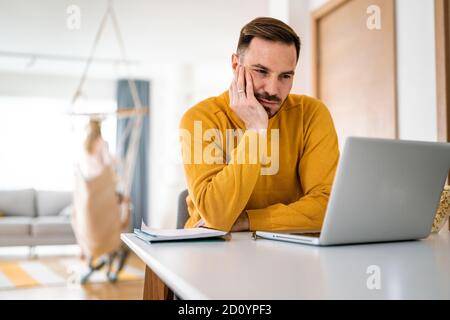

left=269, top=0, right=290, bottom=23
left=309, top=0, right=329, bottom=11
left=288, top=0, right=314, bottom=95
left=0, top=72, right=115, bottom=100
left=396, top=0, right=437, bottom=141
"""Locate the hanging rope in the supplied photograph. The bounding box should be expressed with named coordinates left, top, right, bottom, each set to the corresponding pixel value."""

left=70, top=0, right=146, bottom=198
left=109, top=3, right=145, bottom=198
left=71, top=5, right=110, bottom=106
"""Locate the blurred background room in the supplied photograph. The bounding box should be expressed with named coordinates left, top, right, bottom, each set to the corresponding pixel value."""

left=0, top=0, right=448, bottom=299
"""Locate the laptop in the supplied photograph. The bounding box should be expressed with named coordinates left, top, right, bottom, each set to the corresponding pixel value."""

left=255, top=137, right=450, bottom=246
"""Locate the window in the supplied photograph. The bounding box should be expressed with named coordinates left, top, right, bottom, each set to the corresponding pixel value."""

left=0, top=96, right=116, bottom=191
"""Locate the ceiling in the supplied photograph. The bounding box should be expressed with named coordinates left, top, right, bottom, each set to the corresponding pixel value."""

left=0, top=0, right=269, bottom=77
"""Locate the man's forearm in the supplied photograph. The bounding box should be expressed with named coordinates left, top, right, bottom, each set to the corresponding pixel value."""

left=186, top=130, right=266, bottom=231
left=246, top=189, right=331, bottom=231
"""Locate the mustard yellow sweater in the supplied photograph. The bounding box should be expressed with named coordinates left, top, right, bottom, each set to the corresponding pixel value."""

left=179, top=91, right=340, bottom=232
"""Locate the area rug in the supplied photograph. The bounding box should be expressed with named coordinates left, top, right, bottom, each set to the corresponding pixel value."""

left=0, top=257, right=144, bottom=289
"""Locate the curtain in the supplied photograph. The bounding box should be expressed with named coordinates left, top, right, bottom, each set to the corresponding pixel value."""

left=116, top=79, right=150, bottom=229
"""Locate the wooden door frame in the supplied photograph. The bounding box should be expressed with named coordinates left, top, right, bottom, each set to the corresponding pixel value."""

left=311, top=0, right=399, bottom=139
left=436, top=0, right=450, bottom=144
left=435, top=0, right=450, bottom=230
left=311, top=0, right=349, bottom=98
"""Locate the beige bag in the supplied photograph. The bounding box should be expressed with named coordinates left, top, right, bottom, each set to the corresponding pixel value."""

left=72, top=165, right=123, bottom=259
left=431, top=185, right=450, bottom=233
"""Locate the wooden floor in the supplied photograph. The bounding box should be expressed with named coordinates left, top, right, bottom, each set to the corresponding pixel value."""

left=0, top=246, right=145, bottom=300
left=0, top=279, right=144, bottom=300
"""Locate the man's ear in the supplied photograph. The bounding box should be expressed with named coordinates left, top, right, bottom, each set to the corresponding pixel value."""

left=231, top=53, right=239, bottom=72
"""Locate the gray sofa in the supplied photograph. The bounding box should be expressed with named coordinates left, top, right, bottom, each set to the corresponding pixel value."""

left=0, top=189, right=76, bottom=247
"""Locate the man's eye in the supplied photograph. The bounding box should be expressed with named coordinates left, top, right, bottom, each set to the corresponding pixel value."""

left=282, top=74, right=292, bottom=80
left=255, top=69, right=267, bottom=74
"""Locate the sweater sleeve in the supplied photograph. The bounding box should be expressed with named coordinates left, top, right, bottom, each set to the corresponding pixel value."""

left=246, top=103, right=340, bottom=231
left=180, top=111, right=266, bottom=231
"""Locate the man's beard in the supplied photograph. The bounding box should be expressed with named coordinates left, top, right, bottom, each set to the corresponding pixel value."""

left=255, top=92, right=281, bottom=118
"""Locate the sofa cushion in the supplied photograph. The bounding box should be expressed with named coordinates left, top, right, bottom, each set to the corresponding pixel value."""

left=31, top=216, right=74, bottom=236
left=0, top=217, right=32, bottom=235
left=59, top=204, right=73, bottom=217
left=0, top=189, right=35, bottom=217
left=36, top=190, right=72, bottom=217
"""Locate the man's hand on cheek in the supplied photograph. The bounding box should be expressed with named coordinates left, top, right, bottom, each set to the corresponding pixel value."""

left=229, top=65, right=268, bottom=131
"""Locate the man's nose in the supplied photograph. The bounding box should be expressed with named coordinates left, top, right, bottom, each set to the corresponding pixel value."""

left=263, top=76, right=279, bottom=97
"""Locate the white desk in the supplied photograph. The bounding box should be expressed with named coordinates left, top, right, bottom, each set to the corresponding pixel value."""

left=121, top=231, right=450, bottom=299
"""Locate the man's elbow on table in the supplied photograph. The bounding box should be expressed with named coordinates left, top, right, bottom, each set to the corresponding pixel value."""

left=194, top=213, right=235, bottom=232
left=190, top=194, right=243, bottom=232
left=189, top=201, right=235, bottom=232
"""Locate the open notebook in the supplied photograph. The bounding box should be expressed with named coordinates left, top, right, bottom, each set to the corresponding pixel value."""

left=134, top=222, right=228, bottom=243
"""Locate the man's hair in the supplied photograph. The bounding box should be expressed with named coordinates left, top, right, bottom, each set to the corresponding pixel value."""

left=237, top=17, right=301, bottom=61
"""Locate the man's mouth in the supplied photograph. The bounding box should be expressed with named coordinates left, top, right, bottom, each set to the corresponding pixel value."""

left=257, top=98, right=278, bottom=107
left=257, top=98, right=278, bottom=116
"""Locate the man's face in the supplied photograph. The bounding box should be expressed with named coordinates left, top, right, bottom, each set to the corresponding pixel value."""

left=232, top=37, right=297, bottom=118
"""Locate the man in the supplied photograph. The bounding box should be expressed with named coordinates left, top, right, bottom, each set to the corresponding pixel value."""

left=179, top=17, right=339, bottom=232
